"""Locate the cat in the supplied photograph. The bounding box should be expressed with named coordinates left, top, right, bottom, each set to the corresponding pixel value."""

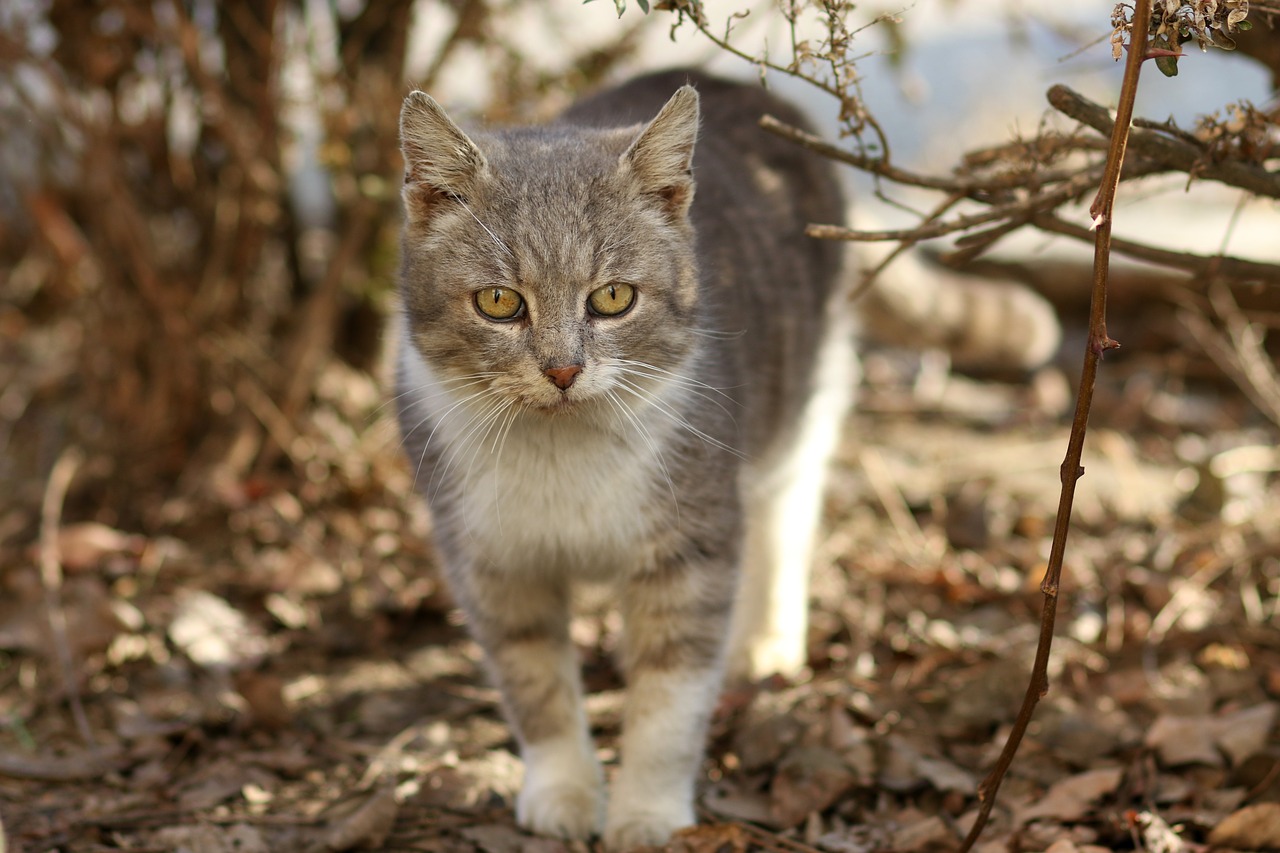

left=394, top=69, right=855, bottom=849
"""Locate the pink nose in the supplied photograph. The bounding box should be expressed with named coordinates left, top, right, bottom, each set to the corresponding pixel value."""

left=544, top=365, right=582, bottom=390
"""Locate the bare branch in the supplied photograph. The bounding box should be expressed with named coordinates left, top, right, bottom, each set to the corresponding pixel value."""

left=958, top=0, right=1152, bottom=848
left=1048, top=84, right=1280, bottom=200
left=1031, top=212, right=1280, bottom=285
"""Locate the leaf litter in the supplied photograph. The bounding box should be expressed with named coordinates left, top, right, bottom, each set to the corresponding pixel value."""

left=3, top=342, right=1280, bottom=852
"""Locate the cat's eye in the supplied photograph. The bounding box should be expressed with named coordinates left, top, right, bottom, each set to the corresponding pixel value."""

left=587, top=283, right=636, bottom=317
left=475, top=287, right=526, bottom=321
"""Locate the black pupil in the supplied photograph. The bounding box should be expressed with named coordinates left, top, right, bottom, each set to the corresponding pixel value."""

left=607, top=286, right=616, bottom=300
left=492, top=290, right=502, bottom=305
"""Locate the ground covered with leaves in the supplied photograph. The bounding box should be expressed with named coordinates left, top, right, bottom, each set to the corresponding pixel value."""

left=3, top=318, right=1280, bottom=853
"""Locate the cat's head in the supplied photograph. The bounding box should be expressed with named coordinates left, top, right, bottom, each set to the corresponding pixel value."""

left=397, top=85, right=702, bottom=415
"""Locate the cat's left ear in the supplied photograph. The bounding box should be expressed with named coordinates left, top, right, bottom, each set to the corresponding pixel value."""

left=621, top=85, right=699, bottom=220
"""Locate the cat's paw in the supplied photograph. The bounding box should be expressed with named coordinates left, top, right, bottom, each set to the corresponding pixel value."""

left=517, top=780, right=604, bottom=841
left=726, top=631, right=806, bottom=682
left=603, top=802, right=693, bottom=851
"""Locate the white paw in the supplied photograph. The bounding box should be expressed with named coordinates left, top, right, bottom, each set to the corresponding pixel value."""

left=727, top=631, right=807, bottom=682
left=604, top=800, right=693, bottom=851
left=517, top=779, right=604, bottom=840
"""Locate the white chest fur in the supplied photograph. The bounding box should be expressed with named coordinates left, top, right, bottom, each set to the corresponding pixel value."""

left=400, top=346, right=676, bottom=577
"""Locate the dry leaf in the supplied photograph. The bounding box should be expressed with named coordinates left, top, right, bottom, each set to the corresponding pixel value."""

left=459, top=823, right=530, bottom=853
left=891, top=814, right=955, bottom=851
left=702, top=779, right=775, bottom=825
left=1213, top=703, right=1277, bottom=766
left=668, top=823, right=750, bottom=853
left=169, top=590, right=269, bottom=670
left=150, top=823, right=269, bottom=853
left=0, top=746, right=125, bottom=781
left=915, top=755, right=976, bottom=794
left=53, top=522, right=146, bottom=572
left=1016, top=767, right=1124, bottom=825
left=322, top=785, right=400, bottom=851
left=1146, top=702, right=1277, bottom=768
left=1208, top=802, right=1280, bottom=850
left=1145, top=715, right=1222, bottom=767
left=234, top=670, right=294, bottom=731
left=770, top=746, right=857, bottom=828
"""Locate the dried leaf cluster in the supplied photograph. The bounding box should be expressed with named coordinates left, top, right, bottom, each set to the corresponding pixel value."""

left=1154, top=0, right=1252, bottom=50
left=641, top=0, right=890, bottom=151
left=1193, top=100, right=1280, bottom=163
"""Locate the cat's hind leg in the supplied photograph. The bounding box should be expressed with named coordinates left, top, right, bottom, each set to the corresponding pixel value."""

left=727, top=307, right=857, bottom=681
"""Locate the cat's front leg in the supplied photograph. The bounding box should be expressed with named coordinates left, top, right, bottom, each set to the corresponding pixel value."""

left=453, top=567, right=604, bottom=840
left=604, top=556, right=735, bottom=850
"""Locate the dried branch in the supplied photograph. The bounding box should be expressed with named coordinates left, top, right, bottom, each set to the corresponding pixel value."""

left=957, top=1, right=1152, bottom=848
left=1031, top=211, right=1280, bottom=285
left=673, top=2, right=892, bottom=156
left=38, top=446, right=94, bottom=748
left=1180, top=282, right=1280, bottom=426
left=1048, top=84, right=1280, bottom=200
left=758, top=53, right=1280, bottom=288
left=759, top=114, right=1096, bottom=194
left=805, top=163, right=1112, bottom=243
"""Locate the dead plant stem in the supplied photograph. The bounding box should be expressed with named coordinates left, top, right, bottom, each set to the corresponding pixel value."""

left=38, top=446, right=94, bottom=748
left=956, top=0, right=1150, bottom=848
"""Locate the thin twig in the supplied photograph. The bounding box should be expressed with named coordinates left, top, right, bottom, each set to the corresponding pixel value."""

left=805, top=170, right=1095, bottom=242
left=957, top=0, right=1151, bottom=848
left=688, top=7, right=892, bottom=157
left=1030, top=212, right=1280, bottom=284
left=694, top=806, right=827, bottom=853
left=0, top=747, right=124, bottom=781
left=38, top=446, right=95, bottom=748
left=850, top=191, right=966, bottom=301
left=759, top=114, right=1094, bottom=194
left=1181, top=282, right=1280, bottom=425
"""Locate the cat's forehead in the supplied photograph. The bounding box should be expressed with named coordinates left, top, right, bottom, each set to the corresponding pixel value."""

left=480, top=125, right=634, bottom=184
left=460, top=127, right=651, bottom=281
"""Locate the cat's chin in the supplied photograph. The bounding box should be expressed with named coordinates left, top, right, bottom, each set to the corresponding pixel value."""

left=531, top=395, right=585, bottom=415
left=514, top=390, right=581, bottom=415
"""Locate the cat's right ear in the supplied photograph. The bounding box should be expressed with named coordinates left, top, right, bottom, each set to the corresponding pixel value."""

left=399, top=91, right=487, bottom=224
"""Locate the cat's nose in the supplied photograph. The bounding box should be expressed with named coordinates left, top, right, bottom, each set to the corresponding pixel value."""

left=543, top=364, right=582, bottom=390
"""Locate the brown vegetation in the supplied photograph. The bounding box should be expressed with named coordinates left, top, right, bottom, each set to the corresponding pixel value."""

left=3, top=2, right=1280, bottom=852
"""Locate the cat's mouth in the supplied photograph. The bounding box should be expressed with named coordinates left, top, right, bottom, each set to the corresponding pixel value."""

left=533, top=393, right=580, bottom=414
left=522, top=386, right=597, bottom=415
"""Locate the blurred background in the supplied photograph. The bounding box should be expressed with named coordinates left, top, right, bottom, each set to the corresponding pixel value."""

left=4, top=2, right=1280, bottom=851
left=1, top=0, right=1276, bottom=520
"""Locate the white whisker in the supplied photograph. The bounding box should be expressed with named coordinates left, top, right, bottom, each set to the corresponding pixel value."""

left=409, top=385, right=503, bottom=495
left=614, top=376, right=746, bottom=461
left=690, top=326, right=747, bottom=340
left=431, top=394, right=512, bottom=499
left=458, top=199, right=514, bottom=260
left=609, top=360, right=740, bottom=426
left=490, top=402, right=524, bottom=535
left=374, top=371, right=503, bottom=422
left=605, top=389, right=680, bottom=524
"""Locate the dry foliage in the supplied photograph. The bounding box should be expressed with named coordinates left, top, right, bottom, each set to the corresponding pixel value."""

left=4, top=2, right=1280, bottom=853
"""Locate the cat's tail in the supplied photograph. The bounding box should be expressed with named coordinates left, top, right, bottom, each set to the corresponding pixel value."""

left=855, top=246, right=1062, bottom=372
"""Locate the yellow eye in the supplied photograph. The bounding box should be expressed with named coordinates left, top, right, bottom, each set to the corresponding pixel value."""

left=587, top=283, right=636, bottom=317
left=474, top=287, right=525, bottom=321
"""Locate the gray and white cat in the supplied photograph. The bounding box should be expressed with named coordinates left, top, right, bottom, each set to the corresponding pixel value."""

left=394, top=70, right=855, bottom=849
